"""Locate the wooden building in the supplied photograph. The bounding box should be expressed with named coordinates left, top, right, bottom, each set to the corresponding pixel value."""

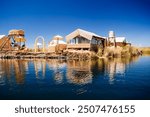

left=108, top=37, right=127, bottom=47
left=0, top=29, right=26, bottom=51
left=0, top=35, right=12, bottom=50
left=9, top=29, right=26, bottom=50
left=66, top=29, right=106, bottom=52
left=115, top=37, right=126, bottom=47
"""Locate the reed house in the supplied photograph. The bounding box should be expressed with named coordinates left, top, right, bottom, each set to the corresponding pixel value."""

left=66, top=29, right=106, bottom=52
left=108, top=31, right=129, bottom=47
left=48, top=35, right=67, bottom=53
left=0, top=29, right=26, bottom=51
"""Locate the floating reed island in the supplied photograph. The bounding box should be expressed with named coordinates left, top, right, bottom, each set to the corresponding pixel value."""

left=0, top=29, right=143, bottom=59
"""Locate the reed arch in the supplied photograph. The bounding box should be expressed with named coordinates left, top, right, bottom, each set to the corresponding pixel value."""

left=34, top=36, right=45, bottom=52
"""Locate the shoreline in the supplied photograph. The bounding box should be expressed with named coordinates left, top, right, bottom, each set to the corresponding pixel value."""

left=0, top=49, right=144, bottom=60
left=0, top=46, right=148, bottom=60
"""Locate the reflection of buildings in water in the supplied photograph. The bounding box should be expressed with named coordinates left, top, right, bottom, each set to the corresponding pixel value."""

left=107, top=62, right=116, bottom=81
left=54, top=71, right=63, bottom=84
left=66, top=60, right=93, bottom=85
left=47, top=59, right=66, bottom=84
left=47, top=59, right=66, bottom=70
left=23, top=60, right=29, bottom=72
left=116, top=62, right=125, bottom=74
left=0, top=60, right=5, bottom=84
left=0, top=59, right=12, bottom=80
left=67, top=69, right=92, bottom=85
left=0, top=59, right=28, bottom=84
left=106, top=56, right=140, bottom=84
left=34, top=59, right=46, bottom=79
left=105, top=58, right=127, bottom=84
left=13, top=60, right=27, bottom=84
left=96, top=59, right=105, bottom=70
left=0, top=60, right=12, bottom=85
left=0, top=71, right=4, bottom=85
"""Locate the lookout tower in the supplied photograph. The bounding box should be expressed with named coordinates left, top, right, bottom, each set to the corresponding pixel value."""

left=0, top=29, right=26, bottom=51
left=108, top=31, right=116, bottom=47
left=8, top=29, right=26, bottom=49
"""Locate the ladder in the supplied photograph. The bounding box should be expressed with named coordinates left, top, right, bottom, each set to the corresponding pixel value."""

left=0, top=36, right=10, bottom=50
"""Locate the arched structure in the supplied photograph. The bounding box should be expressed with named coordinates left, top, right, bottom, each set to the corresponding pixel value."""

left=34, top=36, right=45, bottom=52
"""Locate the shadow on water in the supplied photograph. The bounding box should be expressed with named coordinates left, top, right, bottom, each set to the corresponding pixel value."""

left=0, top=56, right=150, bottom=100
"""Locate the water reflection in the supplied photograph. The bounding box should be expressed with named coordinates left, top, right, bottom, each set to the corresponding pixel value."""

left=104, top=57, right=139, bottom=84
left=104, top=58, right=126, bottom=84
left=1, top=56, right=150, bottom=99
left=66, top=60, right=93, bottom=85
left=34, top=59, right=46, bottom=79
left=47, top=59, right=66, bottom=84
left=0, top=56, right=139, bottom=86
left=0, top=59, right=28, bottom=84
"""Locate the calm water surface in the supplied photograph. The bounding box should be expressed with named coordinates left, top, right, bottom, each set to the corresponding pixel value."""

left=0, top=56, right=150, bottom=99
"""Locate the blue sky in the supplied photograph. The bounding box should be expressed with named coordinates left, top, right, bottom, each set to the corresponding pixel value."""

left=0, top=0, right=150, bottom=47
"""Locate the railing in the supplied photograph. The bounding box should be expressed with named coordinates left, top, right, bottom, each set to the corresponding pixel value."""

left=67, top=44, right=91, bottom=49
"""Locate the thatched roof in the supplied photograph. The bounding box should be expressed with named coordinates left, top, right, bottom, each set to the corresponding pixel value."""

left=9, top=29, right=24, bottom=36
left=52, top=35, right=63, bottom=40
left=66, top=29, right=105, bottom=42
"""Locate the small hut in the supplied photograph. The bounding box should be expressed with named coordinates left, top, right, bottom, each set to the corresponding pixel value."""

left=0, top=29, right=26, bottom=51
left=107, top=31, right=128, bottom=47
left=8, top=29, right=26, bottom=50
left=115, top=37, right=126, bottom=47
left=9, top=30, right=25, bottom=36
left=48, top=36, right=66, bottom=53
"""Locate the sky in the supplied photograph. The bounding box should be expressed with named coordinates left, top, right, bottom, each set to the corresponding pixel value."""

left=0, top=0, right=150, bottom=48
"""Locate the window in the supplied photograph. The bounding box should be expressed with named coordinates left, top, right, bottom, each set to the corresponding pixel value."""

left=70, top=39, right=75, bottom=44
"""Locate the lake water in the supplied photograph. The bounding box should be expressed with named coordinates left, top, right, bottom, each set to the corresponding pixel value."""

left=0, top=56, right=150, bottom=100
